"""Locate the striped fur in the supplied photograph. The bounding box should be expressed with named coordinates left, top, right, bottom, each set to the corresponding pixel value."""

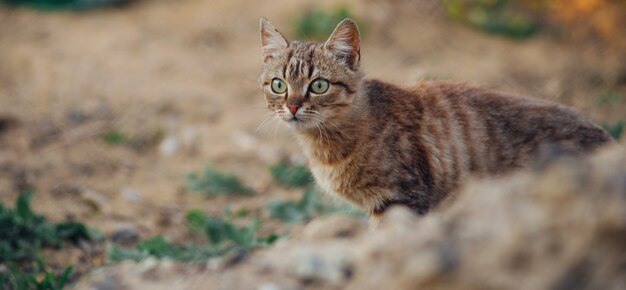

left=259, top=18, right=613, bottom=216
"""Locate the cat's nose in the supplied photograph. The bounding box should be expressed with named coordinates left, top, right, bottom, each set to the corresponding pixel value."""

left=288, top=105, right=300, bottom=114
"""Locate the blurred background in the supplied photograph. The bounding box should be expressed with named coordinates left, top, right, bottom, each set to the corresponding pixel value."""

left=0, top=0, right=625, bottom=287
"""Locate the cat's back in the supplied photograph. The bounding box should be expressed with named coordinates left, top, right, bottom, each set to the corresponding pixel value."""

left=362, top=79, right=612, bottom=174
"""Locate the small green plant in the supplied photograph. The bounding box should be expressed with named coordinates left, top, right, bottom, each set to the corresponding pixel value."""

left=102, top=127, right=165, bottom=150
left=602, top=120, right=626, bottom=140
left=186, top=166, right=252, bottom=196
left=0, top=192, right=97, bottom=263
left=102, top=130, right=126, bottom=146
left=269, top=161, right=313, bottom=188
left=0, top=0, right=128, bottom=10
left=107, top=236, right=216, bottom=263
left=295, top=6, right=355, bottom=40
left=266, top=188, right=324, bottom=223
left=186, top=210, right=278, bottom=251
left=0, top=193, right=98, bottom=290
left=108, top=210, right=279, bottom=263
left=0, top=265, right=73, bottom=290
left=266, top=188, right=366, bottom=223
left=444, top=0, right=539, bottom=39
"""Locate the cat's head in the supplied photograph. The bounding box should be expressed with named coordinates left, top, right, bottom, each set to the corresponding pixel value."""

left=258, top=17, right=362, bottom=131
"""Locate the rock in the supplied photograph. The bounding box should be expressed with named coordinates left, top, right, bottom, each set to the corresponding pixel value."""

left=159, top=136, right=179, bottom=156
left=81, top=189, right=110, bottom=213
left=75, top=143, right=626, bottom=290
left=110, top=224, right=139, bottom=246
left=158, top=126, right=200, bottom=156
left=257, top=283, right=280, bottom=290
left=120, top=187, right=142, bottom=202
left=299, top=215, right=366, bottom=241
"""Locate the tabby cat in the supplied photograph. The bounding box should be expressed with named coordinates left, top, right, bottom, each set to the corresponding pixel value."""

left=258, top=18, right=612, bottom=217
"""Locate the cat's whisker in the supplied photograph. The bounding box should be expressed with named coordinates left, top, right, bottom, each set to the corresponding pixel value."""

left=313, top=113, right=347, bottom=138
left=300, top=112, right=344, bottom=141
left=271, top=114, right=282, bottom=143
left=315, top=123, right=330, bottom=144
left=254, top=112, right=278, bottom=135
left=246, top=110, right=273, bottom=123
left=309, top=115, right=331, bottom=146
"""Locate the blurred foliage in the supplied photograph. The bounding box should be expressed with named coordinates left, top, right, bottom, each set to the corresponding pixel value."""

left=602, top=120, right=626, bottom=140
left=186, top=210, right=278, bottom=251
left=102, top=127, right=165, bottom=151
left=0, top=0, right=129, bottom=10
left=0, top=192, right=98, bottom=263
left=108, top=211, right=279, bottom=263
left=269, top=161, right=314, bottom=188
left=102, top=130, right=126, bottom=146
left=0, top=193, right=99, bottom=290
left=294, top=6, right=358, bottom=40
left=186, top=166, right=252, bottom=196
left=266, top=188, right=325, bottom=223
left=444, top=0, right=626, bottom=43
left=444, top=0, right=539, bottom=38
left=266, top=188, right=366, bottom=223
left=107, top=236, right=216, bottom=263
left=0, top=265, right=73, bottom=290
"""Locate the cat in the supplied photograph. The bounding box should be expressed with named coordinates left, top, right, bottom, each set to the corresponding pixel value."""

left=258, top=17, right=613, bottom=217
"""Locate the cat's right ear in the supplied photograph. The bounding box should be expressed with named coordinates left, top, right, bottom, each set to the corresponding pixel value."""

left=324, top=19, right=360, bottom=69
left=260, top=17, right=289, bottom=63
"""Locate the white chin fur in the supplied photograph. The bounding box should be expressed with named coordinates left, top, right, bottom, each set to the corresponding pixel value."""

left=287, top=119, right=319, bottom=130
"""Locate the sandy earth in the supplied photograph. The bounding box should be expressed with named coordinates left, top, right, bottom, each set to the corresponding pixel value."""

left=0, top=0, right=624, bottom=278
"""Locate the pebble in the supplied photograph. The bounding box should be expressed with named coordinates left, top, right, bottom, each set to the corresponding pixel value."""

left=159, top=136, right=179, bottom=156
left=110, top=224, right=139, bottom=245
left=82, top=188, right=110, bottom=212
left=121, top=187, right=142, bottom=202
left=258, top=282, right=280, bottom=290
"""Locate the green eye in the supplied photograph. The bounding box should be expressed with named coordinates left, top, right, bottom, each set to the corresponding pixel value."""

left=310, top=79, right=329, bottom=94
left=271, top=78, right=287, bottom=94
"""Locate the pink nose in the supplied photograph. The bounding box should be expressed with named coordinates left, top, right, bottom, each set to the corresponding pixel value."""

left=288, top=105, right=299, bottom=114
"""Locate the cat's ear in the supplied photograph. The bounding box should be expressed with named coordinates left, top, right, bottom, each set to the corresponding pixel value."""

left=324, top=18, right=361, bottom=69
left=260, top=17, right=289, bottom=63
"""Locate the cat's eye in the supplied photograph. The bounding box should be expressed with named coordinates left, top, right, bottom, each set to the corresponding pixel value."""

left=309, top=79, right=329, bottom=94
left=271, top=78, right=287, bottom=94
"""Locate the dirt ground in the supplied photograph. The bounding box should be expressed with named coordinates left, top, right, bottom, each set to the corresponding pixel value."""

left=0, top=0, right=625, bottom=280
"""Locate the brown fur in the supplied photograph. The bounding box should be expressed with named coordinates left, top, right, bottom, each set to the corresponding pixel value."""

left=258, top=18, right=613, bottom=216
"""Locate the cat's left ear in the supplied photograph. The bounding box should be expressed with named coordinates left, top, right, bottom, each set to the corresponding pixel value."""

left=260, top=17, right=289, bottom=63
left=324, top=19, right=361, bottom=69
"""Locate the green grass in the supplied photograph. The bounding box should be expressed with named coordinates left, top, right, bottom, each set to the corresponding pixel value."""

left=266, top=188, right=366, bottom=223
left=294, top=6, right=357, bottom=40
left=186, top=166, right=252, bottom=196
left=443, top=0, right=539, bottom=39
left=0, top=192, right=98, bottom=263
left=266, top=188, right=324, bottom=223
left=108, top=210, right=279, bottom=263
left=186, top=210, right=278, bottom=251
left=602, top=120, right=626, bottom=140
left=101, top=130, right=126, bottom=146
left=0, top=192, right=99, bottom=290
left=102, top=127, right=165, bottom=150
left=1, top=265, right=72, bottom=290
left=0, top=0, right=127, bottom=10
left=269, top=161, right=313, bottom=188
left=107, top=235, right=216, bottom=263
